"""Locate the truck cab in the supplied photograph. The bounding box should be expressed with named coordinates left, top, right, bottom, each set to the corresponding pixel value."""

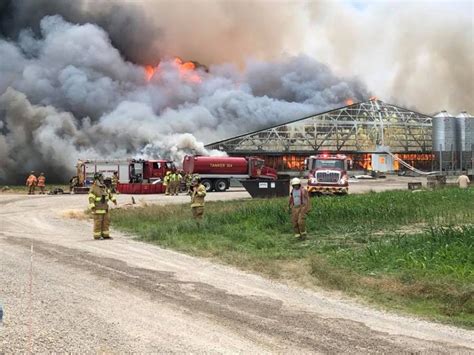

left=305, top=154, right=349, bottom=195
left=248, top=157, right=278, bottom=180
left=131, top=159, right=175, bottom=183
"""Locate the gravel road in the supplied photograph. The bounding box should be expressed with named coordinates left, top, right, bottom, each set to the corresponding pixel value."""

left=0, top=186, right=472, bottom=353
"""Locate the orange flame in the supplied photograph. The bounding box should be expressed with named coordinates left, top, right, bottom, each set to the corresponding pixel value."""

left=345, top=99, right=354, bottom=105
left=144, top=58, right=202, bottom=83
left=173, top=57, right=201, bottom=83
left=145, top=65, right=156, bottom=81
left=282, top=155, right=305, bottom=170
left=359, top=153, right=372, bottom=170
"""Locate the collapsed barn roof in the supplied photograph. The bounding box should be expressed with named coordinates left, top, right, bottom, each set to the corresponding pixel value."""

left=206, top=99, right=433, bottom=154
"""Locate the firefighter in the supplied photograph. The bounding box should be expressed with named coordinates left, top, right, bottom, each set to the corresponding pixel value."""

left=37, top=173, right=46, bottom=194
left=178, top=170, right=186, bottom=193
left=168, top=170, right=176, bottom=195
left=69, top=176, right=79, bottom=193
left=174, top=171, right=183, bottom=196
left=111, top=172, right=119, bottom=193
left=164, top=171, right=171, bottom=195
left=26, top=171, right=37, bottom=195
left=185, top=173, right=193, bottom=193
left=171, top=170, right=182, bottom=195
left=289, top=177, right=311, bottom=239
left=190, top=177, right=206, bottom=224
left=88, top=173, right=117, bottom=240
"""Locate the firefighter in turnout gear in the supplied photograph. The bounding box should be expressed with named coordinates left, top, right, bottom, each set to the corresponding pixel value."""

left=184, top=173, right=193, bottom=193
left=111, top=172, right=119, bottom=193
left=88, top=173, right=117, bottom=240
left=190, top=177, right=206, bottom=224
left=37, top=173, right=46, bottom=194
left=170, top=171, right=182, bottom=195
left=26, top=171, right=37, bottom=195
left=289, top=177, right=311, bottom=239
left=69, top=176, right=79, bottom=193
left=164, top=171, right=171, bottom=195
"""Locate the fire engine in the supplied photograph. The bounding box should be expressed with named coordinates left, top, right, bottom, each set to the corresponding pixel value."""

left=73, top=159, right=175, bottom=194
left=305, top=154, right=349, bottom=195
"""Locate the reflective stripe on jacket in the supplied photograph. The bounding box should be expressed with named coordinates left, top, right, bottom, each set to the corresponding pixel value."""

left=170, top=173, right=182, bottom=182
left=289, top=188, right=310, bottom=212
left=88, top=182, right=116, bottom=213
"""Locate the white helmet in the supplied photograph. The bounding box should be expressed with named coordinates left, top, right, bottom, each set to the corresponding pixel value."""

left=291, top=177, right=301, bottom=186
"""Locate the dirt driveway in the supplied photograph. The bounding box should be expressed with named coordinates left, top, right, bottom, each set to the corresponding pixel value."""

left=0, top=185, right=472, bottom=353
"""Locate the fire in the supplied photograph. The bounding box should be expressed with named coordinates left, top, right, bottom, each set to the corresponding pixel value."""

left=173, top=57, right=202, bottom=83
left=144, top=57, right=202, bottom=83
left=358, top=153, right=372, bottom=170
left=345, top=99, right=354, bottom=105
left=369, top=96, right=378, bottom=101
left=145, top=65, right=156, bottom=81
left=282, top=155, right=305, bottom=170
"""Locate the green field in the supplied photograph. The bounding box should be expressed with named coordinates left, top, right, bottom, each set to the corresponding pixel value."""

left=112, top=188, right=474, bottom=328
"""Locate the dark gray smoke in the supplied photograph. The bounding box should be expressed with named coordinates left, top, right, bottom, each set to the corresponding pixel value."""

left=0, top=0, right=163, bottom=65
left=0, top=15, right=368, bottom=183
left=1, top=0, right=472, bottom=114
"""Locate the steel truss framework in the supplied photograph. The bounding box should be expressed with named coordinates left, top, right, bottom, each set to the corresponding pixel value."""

left=206, top=100, right=433, bottom=154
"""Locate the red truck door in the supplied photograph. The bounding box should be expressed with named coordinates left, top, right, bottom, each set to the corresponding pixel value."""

left=248, top=158, right=263, bottom=178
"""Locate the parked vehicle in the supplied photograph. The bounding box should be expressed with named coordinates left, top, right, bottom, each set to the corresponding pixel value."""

left=305, top=154, right=349, bottom=195
left=182, top=155, right=277, bottom=192
left=73, top=159, right=175, bottom=194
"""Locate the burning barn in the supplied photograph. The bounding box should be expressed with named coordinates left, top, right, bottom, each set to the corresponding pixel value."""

left=206, top=99, right=454, bottom=173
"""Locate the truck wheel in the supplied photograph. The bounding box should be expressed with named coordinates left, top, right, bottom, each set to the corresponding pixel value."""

left=201, top=179, right=213, bottom=192
left=214, top=179, right=227, bottom=192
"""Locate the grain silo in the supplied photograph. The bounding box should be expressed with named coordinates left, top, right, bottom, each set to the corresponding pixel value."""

left=452, top=112, right=474, bottom=171
left=432, top=111, right=456, bottom=152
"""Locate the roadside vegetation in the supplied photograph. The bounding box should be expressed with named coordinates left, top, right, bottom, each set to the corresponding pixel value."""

left=112, top=188, right=474, bottom=328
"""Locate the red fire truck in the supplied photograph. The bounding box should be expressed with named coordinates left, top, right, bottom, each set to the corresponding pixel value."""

left=74, top=159, right=175, bottom=194
left=305, top=154, right=349, bottom=195
left=183, top=155, right=277, bottom=192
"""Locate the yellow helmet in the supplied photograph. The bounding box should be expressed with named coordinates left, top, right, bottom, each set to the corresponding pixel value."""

left=291, top=177, right=301, bottom=186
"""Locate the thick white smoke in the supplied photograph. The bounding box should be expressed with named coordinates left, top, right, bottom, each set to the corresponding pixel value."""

left=0, top=16, right=368, bottom=182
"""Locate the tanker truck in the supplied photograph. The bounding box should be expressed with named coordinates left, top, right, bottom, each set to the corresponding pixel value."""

left=183, top=155, right=277, bottom=192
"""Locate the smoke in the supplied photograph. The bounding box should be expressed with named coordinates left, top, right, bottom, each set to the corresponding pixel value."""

left=0, top=14, right=367, bottom=182
left=1, top=0, right=472, bottom=115
left=0, top=0, right=308, bottom=66
left=1, top=1, right=470, bottom=183
left=304, top=0, right=474, bottom=114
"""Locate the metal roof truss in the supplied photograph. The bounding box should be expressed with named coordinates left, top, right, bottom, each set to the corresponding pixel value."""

left=207, top=100, right=432, bottom=154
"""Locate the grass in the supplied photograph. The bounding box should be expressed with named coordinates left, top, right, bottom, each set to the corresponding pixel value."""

left=311, top=226, right=473, bottom=327
left=112, top=187, right=474, bottom=328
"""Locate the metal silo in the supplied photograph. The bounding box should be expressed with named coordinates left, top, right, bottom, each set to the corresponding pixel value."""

left=465, top=113, right=474, bottom=152
left=432, top=111, right=455, bottom=151
left=456, top=112, right=468, bottom=151
left=445, top=115, right=456, bottom=152
left=467, top=115, right=474, bottom=172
